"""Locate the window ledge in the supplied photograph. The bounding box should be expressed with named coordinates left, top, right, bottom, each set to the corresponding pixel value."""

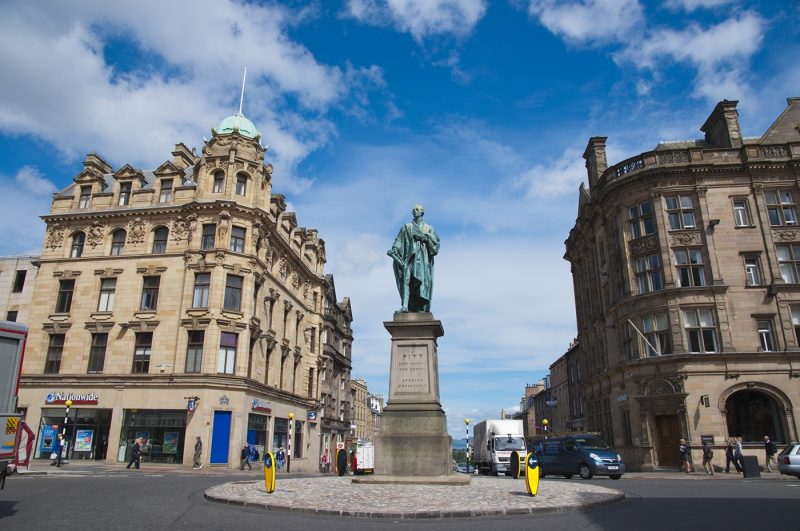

left=90, top=312, right=114, bottom=320
left=48, top=313, right=71, bottom=321
left=133, top=311, right=158, bottom=319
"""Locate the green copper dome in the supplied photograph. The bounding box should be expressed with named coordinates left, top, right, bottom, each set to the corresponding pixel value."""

left=215, top=112, right=260, bottom=139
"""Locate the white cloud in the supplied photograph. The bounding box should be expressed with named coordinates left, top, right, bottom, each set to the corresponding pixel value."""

left=614, top=11, right=765, bottom=102
left=344, top=0, right=488, bottom=42
left=513, top=147, right=586, bottom=198
left=664, top=0, right=736, bottom=11
left=0, top=0, right=383, bottom=192
left=0, top=167, right=57, bottom=255
left=527, top=0, right=644, bottom=44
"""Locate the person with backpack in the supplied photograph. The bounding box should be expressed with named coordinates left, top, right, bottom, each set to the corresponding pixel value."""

left=764, top=435, right=778, bottom=472
left=679, top=438, right=692, bottom=473
left=702, top=441, right=714, bottom=475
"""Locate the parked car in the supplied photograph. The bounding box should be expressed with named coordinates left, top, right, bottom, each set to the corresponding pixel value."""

left=777, top=442, right=800, bottom=479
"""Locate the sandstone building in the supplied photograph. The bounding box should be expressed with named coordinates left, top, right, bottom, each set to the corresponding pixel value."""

left=0, top=256, right=39, bottom=323
left=564, top=98, right=800, bottom=470
left=17, top=111, right=353, bottom=470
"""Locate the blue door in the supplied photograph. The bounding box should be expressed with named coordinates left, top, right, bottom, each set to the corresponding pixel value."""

left=210, top=411, right=232, bottom=464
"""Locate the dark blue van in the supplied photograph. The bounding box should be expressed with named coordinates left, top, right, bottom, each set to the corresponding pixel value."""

left=535, top=434, right=625, bottom=479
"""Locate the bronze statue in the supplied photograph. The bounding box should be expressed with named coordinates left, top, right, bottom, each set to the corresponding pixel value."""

left=388, top=204, right=440, bottom=312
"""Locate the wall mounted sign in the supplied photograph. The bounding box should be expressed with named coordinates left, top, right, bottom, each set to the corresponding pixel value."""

left=251, top=398, right=272, bottom=413
left=45, top=392, right=99, bottom=405
left=307, top=411, right=317, bottom=422
left=219, top=395, right=230, bottom=406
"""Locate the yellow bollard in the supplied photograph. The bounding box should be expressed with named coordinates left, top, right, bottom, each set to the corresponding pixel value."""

left=524, top=452, right=540, bottom=496
left=263, top=451, right=276, bottom=493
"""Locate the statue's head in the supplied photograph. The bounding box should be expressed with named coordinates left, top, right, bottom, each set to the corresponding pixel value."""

left=412, top=204, right=425, bottom=219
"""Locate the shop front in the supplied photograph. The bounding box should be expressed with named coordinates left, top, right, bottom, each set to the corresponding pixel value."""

left=34, top=391, right=111, bottom=461
left=247, top=397, right=272, bottom=459
left=119, top=409, right=187, bottom=464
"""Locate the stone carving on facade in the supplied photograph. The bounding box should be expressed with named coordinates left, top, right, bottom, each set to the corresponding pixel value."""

left=650, top=189, right=663, bottom=200
left=265, top=163, right=273, bottom=176
left=629, top=235, right=658, bottom=256
left=86, top=221, right=106, bottom=248
left=751, top=182, right=764, bottom=193
left=657, top=151, right=689, bottom=165
left=126, top=217, right=147, bottom=244
left=757, top=146, right=788, bottom=159
left=291, top=272, right=301, bottom=291
left=218, top=210, right=230, bottom=239
left=45, top=224, right=65, bottom=250
left=695, top=185, right=708, bottom=197
left=234, top=161, right=244, bottom=172
left=171, top=214, right=196, bottom=242
left=278, top=257, right=289, bottom=280
left=302, top=282, right=310, bottom=300
left=773, top=228, right=800, bottom=241
left=670, top=231, right=701, bottom=246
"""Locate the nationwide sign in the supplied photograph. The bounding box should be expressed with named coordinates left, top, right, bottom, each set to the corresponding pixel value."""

left=45, top=392, right=99, bottom=405
left=251, top=398, right=272, bottom=413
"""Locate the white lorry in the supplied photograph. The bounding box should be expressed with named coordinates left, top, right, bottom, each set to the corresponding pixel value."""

left=472, top=419, right=527, bottom=476
left=1, top=321, right=28, bottom=488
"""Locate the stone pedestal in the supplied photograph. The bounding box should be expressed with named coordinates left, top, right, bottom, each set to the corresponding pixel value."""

left=374, top=312, right=452, bottom=476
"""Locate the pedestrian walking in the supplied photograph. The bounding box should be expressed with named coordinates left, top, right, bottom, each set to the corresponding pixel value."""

left=126, top=438, right=142, bottom=470
left=193, top=436, right=203, bottom=469
left=763, top=435, right=778, bottom=472
left=725, top=439, right=741, bottom=473
left=51, top=434, right=63, bottom=467
left=734, top=436, right=744, bottom=472
left=679, top=438, right=692, bottom=473
left=701, top=440, right=714, bottom=475
left=240, top=444, right=252, bottom=470
left=276, top=447, right=285, bottom=471
left=320, top=449, right=330, bottom=473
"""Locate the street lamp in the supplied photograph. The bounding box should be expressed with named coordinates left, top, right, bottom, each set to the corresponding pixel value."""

left=287, top=412, right=294, bottom=474
left=464, top=418, right=470, bottom=474
left=542, top=418, right=549, bottom=438
left=60, top=399, right=73, bottom=466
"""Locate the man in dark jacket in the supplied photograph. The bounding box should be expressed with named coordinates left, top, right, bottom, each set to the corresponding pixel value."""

left=240, top=444, right=252, bottom=470
left=126, top=438, right=142, bottom=470
left=764, top=435, right=778, bottom=472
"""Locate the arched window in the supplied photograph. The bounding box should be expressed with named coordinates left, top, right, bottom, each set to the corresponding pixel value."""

left=152, top=226, right=168, bottom=254
left=725, top=389, right=786, bottom=443
left=213, top=171, right=224, bottom=193
left=110, top=229, right=126, bottom=256
left=71, top=232, right=85, bottom=258
left=235, top=173, right=247, bottom=196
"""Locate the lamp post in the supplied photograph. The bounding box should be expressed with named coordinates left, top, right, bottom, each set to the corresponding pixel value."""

left=542, top=418, right=549, bottom=438
left=61, top=399, right=73, bottom=465
left=287, top=412, right=294, bottom=474
left=464, top=418, right=470, bottom=474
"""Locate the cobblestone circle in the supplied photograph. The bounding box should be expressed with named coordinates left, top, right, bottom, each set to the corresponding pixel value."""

left=204, top=476, right=624, bottom=518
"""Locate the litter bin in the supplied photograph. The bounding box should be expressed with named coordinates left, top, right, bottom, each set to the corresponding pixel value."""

left=741, top=455, right=761, bottom=478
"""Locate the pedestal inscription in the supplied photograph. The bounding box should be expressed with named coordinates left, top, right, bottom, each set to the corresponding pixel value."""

left=396, top=344, right=430, bottom=394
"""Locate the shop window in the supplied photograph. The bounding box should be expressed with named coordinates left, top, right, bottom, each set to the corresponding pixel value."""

left=78, top=185, right=91, bottom=208
left=247, top=413, right=268, bottom=456
left=133, top=332, right=152, bottom=373
left=159, top=179, right=173, bottom=203
left=88, top=333, right=108, bottom=373
left=71, top=232, right=85, bottom=258
left=120, top=410, right=186, bottom=464
left=235, top=174, right=247, bottom=196
left=213, top=171, right=224, bottom=193
left=765, top=189, right=797, bottom=226
left=293, top=420, right=303, bottom=458
left=192, top=273, right=210, bottom=308
left=201, top=224, right=216, bottom=250
left=628, top=201, right=654, bottom=238
left=140, top=276, right=160, bottom=311
left=185, top=330, right=204, bottom=373
left=725, top=390, right=785, bottom=443
left=218, top=332, right=237, bottom=374
left=119, top=182, right=131, bottom=205
left=273, top=417, right=288, bottom=450
left=666, top=194, right=696, bottom=230
left=674, top=248, right=706, bottom=287
left=45, top=334, right=64, bottom=373
left=152, top=227, right=168, bottom=254
left=55, top=279, right=75, bottom=313
left=776, top=244, right=800, bottom=283
left=110, top=229, right=126, bottom=256
left=230, top=226, right=245, bottom=253
left=97, top=278, right=116, bottom=312
left=12, top=270, right=26, bottom=292
left=683, top=308, right=718, bottom=353
left=733, top=199, right=752, bottom=227
left=224, top=274, right=243, bottom=312
left=757, top=319, right=776, bottom=351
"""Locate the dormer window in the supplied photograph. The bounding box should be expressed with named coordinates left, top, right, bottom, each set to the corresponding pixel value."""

left=213, top=172, right=224, bottom=193
left=236, top=174, right=247, bottom=196
left=118, top=182, right=132, bottom=205
left=159, top=179, right=173, bottom=203
left=78, top=186, right=91, bottom=208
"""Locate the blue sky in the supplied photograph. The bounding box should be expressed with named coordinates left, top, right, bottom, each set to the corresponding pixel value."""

left=1, top=0, right=798, bottom=438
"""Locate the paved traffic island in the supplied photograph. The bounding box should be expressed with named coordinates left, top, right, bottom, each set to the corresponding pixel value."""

left=204, top=476, right=624, bottom=518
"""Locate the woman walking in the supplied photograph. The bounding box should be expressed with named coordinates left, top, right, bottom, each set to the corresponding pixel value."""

left=725, top=438, right=741, bottom=473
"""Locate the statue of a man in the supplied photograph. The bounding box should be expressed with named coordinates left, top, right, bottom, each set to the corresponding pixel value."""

left=387, top=204, right=440, bottom=313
